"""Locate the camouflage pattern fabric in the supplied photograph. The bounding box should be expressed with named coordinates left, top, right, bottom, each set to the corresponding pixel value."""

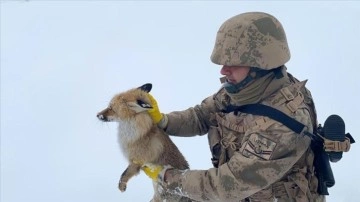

left=154, top=11, right=323, bottom=202
left=160, top=73, right=324, bottom=201
left=211, top=12, right=290, bottom=70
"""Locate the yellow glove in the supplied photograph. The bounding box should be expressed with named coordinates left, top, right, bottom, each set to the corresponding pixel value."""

left=147, top=93, right=163, bottom=124
left=142, top=164, right=163, bottom=181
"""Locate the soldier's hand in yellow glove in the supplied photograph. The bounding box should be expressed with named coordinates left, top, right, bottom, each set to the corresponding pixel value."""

left=147, top=93, right=163, bottom=123
left=147, top=94, right=168, bottom=128
left=141, top=163, right=173, bottom=182
left=142, top=163, right=163, bottom=181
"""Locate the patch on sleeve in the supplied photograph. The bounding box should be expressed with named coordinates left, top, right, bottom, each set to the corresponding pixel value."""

left=242, top=133, right=277, bottom=160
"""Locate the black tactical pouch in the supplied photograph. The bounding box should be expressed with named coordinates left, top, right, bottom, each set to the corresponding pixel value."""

left=308, top=115, right=355, bottom=195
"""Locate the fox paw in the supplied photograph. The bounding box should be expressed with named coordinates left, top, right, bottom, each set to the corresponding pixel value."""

left=118, top=182, right=127, bottom=192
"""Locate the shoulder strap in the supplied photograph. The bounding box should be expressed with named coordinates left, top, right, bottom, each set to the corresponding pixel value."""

left=224, top=103, right=355, bottom=196
left=223, top=103, right=306, bottom=134
left=223, top=104, right=355, bottom=146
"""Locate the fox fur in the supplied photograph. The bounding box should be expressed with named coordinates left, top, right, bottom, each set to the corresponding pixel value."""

left=97, top=83, right=189, bottom=194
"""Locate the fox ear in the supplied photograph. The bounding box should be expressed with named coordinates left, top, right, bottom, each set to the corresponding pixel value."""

left=138, top=83, right=152, bottom=93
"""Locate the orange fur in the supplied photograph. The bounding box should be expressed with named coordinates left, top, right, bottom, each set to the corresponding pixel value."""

left=97, top=84, right=189, bottom=193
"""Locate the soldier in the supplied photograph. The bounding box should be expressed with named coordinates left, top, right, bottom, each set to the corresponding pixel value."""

left=143, top=12, right=325, bottom=202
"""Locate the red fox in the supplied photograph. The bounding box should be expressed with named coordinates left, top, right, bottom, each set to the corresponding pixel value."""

left=97, top=83, right=190, bottom=201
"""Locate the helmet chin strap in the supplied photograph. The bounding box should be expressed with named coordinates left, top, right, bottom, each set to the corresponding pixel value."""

left=223, top=67, right=283, bottom=94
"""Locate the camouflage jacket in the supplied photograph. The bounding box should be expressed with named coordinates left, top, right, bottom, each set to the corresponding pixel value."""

left=162, top=75, right=322, bottom=202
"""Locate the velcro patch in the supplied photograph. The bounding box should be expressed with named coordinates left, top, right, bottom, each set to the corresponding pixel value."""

left=242, top=133, right=277, bottom=160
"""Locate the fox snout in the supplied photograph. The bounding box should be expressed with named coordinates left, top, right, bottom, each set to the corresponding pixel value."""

left=97, top=108, right=114, bottom=122
left=97, top=113, right=107, bottom=121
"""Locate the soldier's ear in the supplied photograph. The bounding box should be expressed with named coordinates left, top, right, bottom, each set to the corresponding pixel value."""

left=138, top=83, right=152, bottom=93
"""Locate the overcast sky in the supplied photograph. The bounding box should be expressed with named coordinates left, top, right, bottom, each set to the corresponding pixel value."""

left=1, top=1, right=360, bottom=202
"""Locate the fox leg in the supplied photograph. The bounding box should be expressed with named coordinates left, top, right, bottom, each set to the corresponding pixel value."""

left=118, top=163, right=142, bottom=192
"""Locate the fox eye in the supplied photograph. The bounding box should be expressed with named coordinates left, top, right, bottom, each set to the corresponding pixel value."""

left=137, top=100, right=151, bottom=108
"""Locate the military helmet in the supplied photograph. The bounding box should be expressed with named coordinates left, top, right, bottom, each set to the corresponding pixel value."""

left=211, top=12, right=290, bottom=70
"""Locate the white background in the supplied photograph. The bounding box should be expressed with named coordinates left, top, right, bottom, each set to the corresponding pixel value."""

left=1, top=1, right=359, bottom=202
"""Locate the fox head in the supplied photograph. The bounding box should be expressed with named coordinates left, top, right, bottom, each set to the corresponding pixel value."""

left=97, top=83, right=153, bottom=122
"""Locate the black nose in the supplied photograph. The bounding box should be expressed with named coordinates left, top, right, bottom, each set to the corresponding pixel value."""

left=97, top=114, right=106, bottom=121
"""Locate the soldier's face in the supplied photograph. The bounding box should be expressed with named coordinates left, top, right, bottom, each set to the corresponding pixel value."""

left=220, top=66, right=250, bottom=84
